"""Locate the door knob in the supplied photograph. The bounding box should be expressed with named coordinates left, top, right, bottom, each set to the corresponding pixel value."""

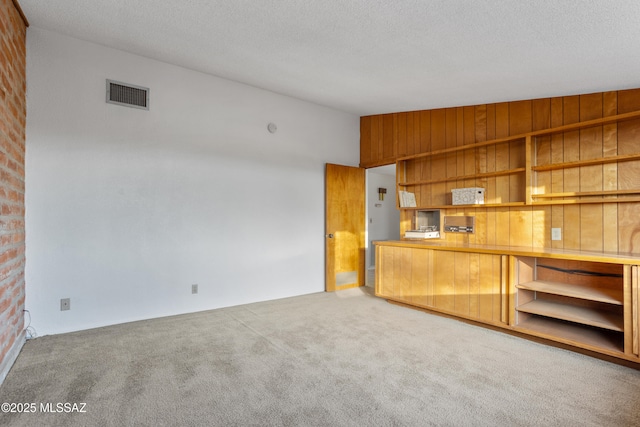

left=326, top=234, right=334, bottom=238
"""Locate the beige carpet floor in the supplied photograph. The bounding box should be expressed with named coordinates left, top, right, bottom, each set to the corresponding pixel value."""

left=1, top=286, right=639, bottom=426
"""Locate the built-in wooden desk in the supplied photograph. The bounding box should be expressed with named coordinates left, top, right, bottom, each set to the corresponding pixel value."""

left=374, top=240, right=640, bottom=364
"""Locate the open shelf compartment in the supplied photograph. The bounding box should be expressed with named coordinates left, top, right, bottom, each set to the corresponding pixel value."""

left=513, top=256, right=626, bottom=354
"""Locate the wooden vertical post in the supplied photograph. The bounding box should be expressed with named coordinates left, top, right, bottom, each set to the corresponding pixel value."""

left=525, top=135, right=533, bottom=204
left=502, top=255, right=510, bottom=325
left=633, top=266, right=639, bottom=356
left=623, top=264, right=632, bottom=355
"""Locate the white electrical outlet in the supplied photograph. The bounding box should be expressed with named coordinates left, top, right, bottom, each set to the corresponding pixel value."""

left=551, top=228, right=562, bottom=241
left=192, top=284, right=198, bottom=294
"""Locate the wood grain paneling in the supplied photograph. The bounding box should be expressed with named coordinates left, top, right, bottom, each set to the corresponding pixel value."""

left=603, top=91, right=619, bottom=253
left=382, top=114, right=395, bottom=160
left=370, top=115, right=381, bottom=164
left=364, top=88, right=640, bottom=254
left=434, top=250, right=455, bottom=312
left=431, top=109, right=447, bottom=206
left=360, top=116, right=372, bottom=166
left=396, top=113, right=407, bottom=157
left=563, top=96, right=581, bottom=250
left=550, top=97, right=565, bottom=249
left=376, top=244, right=504, bottom=325
left=411, top=247, right=431, bottom=307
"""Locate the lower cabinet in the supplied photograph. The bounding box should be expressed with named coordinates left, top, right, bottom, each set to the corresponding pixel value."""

left=374, top=242, right=640, bottom=364
left=511, top=256, right=639, bottom=360
left=375, top=245, right=507, bottom=326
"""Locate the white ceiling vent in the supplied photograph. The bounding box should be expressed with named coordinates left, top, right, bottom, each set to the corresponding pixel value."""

left=106, top=79, right=149, bottom=110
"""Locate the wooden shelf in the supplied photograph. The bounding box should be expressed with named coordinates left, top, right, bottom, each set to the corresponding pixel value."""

left=530, top=197, right=640, bottom=206
left=397, top=198, right=640, bottom=208
left=399, top=168, right=525, bottom=187
left=517, top=299, right=623, bottom=332
left=516, top=316, right=624, bottom=354
left=397, top=136, right=525, bottom=162
left=516, top=280, right=623, bottom=305
left=397, top=110, right=640, bottom=163
left=399, top=202, right=526, bottom=210
left=398, top=110, right=640, bottom=162
left=528, top=109, right=640, bottom=137
left=532, top=153, right=640, bottom=172
left=529, top=190, right=640, bottom=206
left=532, top=189, right=640, bottom=198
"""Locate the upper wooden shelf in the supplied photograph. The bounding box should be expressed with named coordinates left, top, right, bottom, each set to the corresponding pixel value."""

left=530, top=197, right=640, bottom=206
left=396, top=109, right=640, bottom=210
left=527, top=109, right=640, bottom=137
left=397, top=135, right=525, bottom=162
left=398, top=168, right=525, bottom=187
left=532, top=189, right=640, bottom=198
left=532, top=153, right=640, bottom=172
left=397, top=110, right=640, bottom=163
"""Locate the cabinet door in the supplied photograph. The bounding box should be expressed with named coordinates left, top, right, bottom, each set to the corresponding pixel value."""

left=410, top=248, right=433, bottom=307
left=377, top=247, right=505, bottom=326
left=433, top=251, right=456, bottom=312
left=476, top=253, right=505, bottom=324
left=375, top=245, right=396, bottom=298
left=432, top=251, right=504, bottom=324
left=375, top=246, right=433, bottom=306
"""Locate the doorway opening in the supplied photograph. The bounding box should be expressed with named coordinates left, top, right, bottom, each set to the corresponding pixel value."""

left=365, top=164, right=399, bottom=287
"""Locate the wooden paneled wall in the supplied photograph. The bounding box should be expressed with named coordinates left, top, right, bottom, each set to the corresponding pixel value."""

left=360, top=89, right=640, bottom=254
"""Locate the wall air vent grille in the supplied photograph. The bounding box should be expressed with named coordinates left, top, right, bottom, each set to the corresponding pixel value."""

left=106, top=80, right=149, bottom=110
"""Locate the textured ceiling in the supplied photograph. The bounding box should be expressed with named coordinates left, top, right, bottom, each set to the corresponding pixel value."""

left=19, top=0, right=640, bottom=115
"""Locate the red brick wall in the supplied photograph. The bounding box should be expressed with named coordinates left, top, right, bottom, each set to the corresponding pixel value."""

left=0, top=0, right=26, bottom=380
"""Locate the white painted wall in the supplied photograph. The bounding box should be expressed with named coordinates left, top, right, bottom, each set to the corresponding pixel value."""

left=365, top=167, right=400, bottom=271
left=25, top=28, right=359, bottom=336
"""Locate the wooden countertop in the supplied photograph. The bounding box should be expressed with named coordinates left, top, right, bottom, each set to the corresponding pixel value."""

left=372, top=240, right=640, bottom=264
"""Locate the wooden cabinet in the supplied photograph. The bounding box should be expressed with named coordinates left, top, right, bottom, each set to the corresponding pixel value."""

left=375, top=243, right=507, bottom=326
left=375, top=240, right=640, bottom=364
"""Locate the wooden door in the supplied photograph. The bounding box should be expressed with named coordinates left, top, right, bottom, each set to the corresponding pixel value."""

left=325, top=163, right=365, bottom=292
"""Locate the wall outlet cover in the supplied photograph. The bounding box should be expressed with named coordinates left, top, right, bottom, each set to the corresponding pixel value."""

left=60, top=298, right=70, bottom=311
left=192, top=284, right=198, bottom=294
left=552, top=228, right=562, bottom=241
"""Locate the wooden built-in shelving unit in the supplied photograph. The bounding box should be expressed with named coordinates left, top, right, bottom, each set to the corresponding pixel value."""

left=368, top=88, right=640, bottom=364
left=511, top=256, right=631, bottom=356
left=374, top=240, right=640, bottom=363
left=396, top=109, right=640, bottom=210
